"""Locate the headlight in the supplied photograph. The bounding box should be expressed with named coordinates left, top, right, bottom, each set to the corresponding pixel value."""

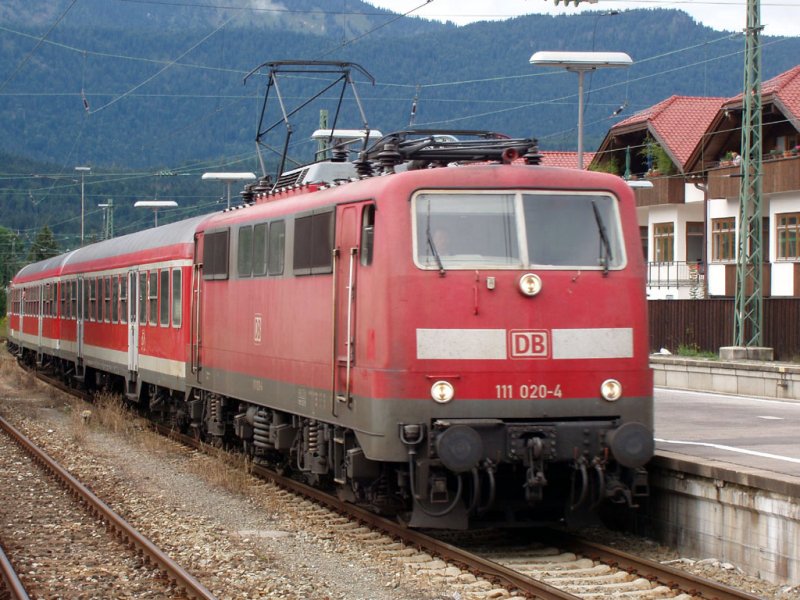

left=600, top=379, right=622, bottom=401
left=431, top=380, right=455, bottom=404
left=518, top=273, right=542, bottom=297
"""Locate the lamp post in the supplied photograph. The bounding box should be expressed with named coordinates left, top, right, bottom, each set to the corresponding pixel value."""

left=529, top=51, right=632, bottom=169
left=134, top=200, right=177, bottom=227
left=201, top=172, right=256, bottom=209
left=75, top=166, right=91, bottom=244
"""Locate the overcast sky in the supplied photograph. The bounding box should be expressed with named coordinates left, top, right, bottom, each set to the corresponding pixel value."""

left=366, top=1, right=800, bottom=38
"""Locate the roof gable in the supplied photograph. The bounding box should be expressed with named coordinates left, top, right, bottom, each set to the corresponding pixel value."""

left=609, top=95, right=725, bottom=171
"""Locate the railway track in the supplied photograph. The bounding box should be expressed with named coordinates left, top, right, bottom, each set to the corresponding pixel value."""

left=30, top=368, right=762, bottom=600
left=0, top=414, right=216, bottom=600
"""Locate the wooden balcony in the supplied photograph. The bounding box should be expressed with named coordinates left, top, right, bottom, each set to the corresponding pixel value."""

left=633, top=176, right=685, bottom=207
left=708, top=155, right=800, bottom=200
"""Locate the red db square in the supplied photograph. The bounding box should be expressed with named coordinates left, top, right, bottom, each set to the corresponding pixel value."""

left=509, top=330, right=549, bottom=359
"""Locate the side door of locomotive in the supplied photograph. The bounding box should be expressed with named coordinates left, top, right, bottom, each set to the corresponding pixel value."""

left=127, top=269, right=140, bottom=372
left=333, top=201, right=373, bottom=410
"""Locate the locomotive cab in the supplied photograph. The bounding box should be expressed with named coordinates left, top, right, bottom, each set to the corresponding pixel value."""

left=361, top=162, right=655, bottom=528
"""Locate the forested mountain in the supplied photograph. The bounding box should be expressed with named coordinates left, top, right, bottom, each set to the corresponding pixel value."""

left=1, top=1, right=799, bottom=256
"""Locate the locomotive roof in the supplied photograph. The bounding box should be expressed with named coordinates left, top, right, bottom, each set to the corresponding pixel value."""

left=14, top=214, right=211, bottom=282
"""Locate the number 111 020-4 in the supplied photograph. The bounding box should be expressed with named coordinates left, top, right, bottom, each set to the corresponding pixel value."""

left=495, top=384, right=563, bottom=399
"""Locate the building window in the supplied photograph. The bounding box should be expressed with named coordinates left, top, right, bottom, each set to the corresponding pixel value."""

left=640, top=226, right=648, bottom=261
left=686, top=221, right=704, bottom=264
left=777, top=212, right=800, bottom=259
left=712, top=217, right=736, bottom=262
left=653, top=222, right=674, bottom=263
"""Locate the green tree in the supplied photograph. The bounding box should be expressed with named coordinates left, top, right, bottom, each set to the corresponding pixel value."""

left=0, top=226, right=21, bottom=315
left=26, top=225, right=59, bottom=263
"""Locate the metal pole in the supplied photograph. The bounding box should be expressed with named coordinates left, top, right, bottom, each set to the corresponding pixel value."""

left=75, top=166, right=90, bottom=245
left=80, top=171, right=85, bottom=243
left=576, top=69, right=585, bottom=169
left=734, top=0, right=763, bottom=348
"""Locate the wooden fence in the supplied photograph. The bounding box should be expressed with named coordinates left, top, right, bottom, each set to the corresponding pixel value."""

left=648, top=299, right=800, bottom=360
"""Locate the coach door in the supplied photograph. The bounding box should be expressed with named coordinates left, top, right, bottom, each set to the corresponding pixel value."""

left=76, top=278, right=84, bottom=361
left=190, top=233, right=203, bottom=380
left=332, top=202, right=370, bottom=414
left=127, top=270, right=140, bottom=372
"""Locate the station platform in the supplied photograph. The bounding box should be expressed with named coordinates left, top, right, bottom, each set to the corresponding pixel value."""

left=654, top=386, right=800, bottom=480
left=643, top=379, right=800, bottom=585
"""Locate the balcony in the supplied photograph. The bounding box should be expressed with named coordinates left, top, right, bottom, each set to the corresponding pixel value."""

left=633, top=176, right=685, bottom=207
left=647, top=261, right=705, bottom=297
left=707, top=154, right=800, bottom=199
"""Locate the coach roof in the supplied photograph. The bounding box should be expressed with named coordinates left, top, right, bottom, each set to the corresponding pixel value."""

left=14, top=214, right=211, bottom=282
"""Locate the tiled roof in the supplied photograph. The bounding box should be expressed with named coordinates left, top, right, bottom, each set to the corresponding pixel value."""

left=726, top=65, right=800, bottom=122
left=537, top=151, right=595, bottom=169
left=611, top=95, right=725, bottom=170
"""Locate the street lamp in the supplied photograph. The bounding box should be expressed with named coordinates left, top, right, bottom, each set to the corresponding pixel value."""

left=201, top=172, right=256, bottom=209
left=529, top=51, right=632, bottom=169
left=134, top=200, right=177, bottom=227
left=75, top=166, right=91, bottom=244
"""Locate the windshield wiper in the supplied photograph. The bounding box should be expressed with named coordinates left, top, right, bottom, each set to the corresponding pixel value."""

left=426, top=225, right=446, bottom=276
left=591, top=201, right=612, bottom=277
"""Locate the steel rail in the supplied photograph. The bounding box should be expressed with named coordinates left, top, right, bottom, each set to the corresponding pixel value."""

left=29, top=369, right=762, bottom=600
left=153, top=424, right=578, bottom=600
left=0, top=542, right=30, bottom=600
left=0, top=415, right=217, bottom=600
left=552, top=532, right=763, bottom=600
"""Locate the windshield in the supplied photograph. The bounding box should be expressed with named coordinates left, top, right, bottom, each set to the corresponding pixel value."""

left=414, top=191, right=625, bottom=270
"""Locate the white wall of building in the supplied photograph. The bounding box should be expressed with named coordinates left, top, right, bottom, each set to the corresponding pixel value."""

left=706, top=197, right=739, bottom=297
left=769, top=192, right=800, bottom=296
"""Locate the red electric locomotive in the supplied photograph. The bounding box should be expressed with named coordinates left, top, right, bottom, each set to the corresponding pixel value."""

left=7, top=62, right=653, bottom=528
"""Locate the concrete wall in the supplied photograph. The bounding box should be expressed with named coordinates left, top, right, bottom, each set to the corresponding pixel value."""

left=651, top=355, right=800, bottom=400
left=641, top=452, right=800, bottom=585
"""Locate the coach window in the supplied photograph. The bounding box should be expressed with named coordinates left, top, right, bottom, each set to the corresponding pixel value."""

left=111, top=276, right=119, bottom=324
left=252, top=223, right=268, bottom=276
left=84, top=280, right=90, bottom=321
left=160, top=269, right=169, bottom=326
left=293, top=210, right=333, bottom=275
left=361, top=205, right=375, bottom=266
left=120, top=277, right=128, bottom=325
left=149, top=271, right=158, bottom=326
left=104, top=276, right=111, bottom=323
left=98, top=277, right=105, bottom=322
left=268, top=220, right=285, bottom=275
left=89, top=279, right=96, bottom=322
left=238, top=226, right=254, bottom=277
left=203, top=229, right=230, bottom=280
left=139, top=272, right=147, bottom=326
left=139, top=273, right=147, bottom=325
left=71, top=281, right=77, bottom=320
left=172, top=269, right=182, bottom=327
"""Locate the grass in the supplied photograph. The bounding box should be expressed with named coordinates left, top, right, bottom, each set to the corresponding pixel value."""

left=676, top=344, right=718, bottom=359
left=0, top=316, right=7, bottom=340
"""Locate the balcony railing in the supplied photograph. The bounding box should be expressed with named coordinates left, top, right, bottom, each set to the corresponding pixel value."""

left=633, top=176, right=685, bottom=207
left=647, top=261, right=705, bottom=295
left=707, top=154, right=800, bottom=199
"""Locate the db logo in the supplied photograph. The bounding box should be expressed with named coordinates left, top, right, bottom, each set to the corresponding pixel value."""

left=254, top=314, right=262, bottom=344
left=509, top=330, right=549, bottom=359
